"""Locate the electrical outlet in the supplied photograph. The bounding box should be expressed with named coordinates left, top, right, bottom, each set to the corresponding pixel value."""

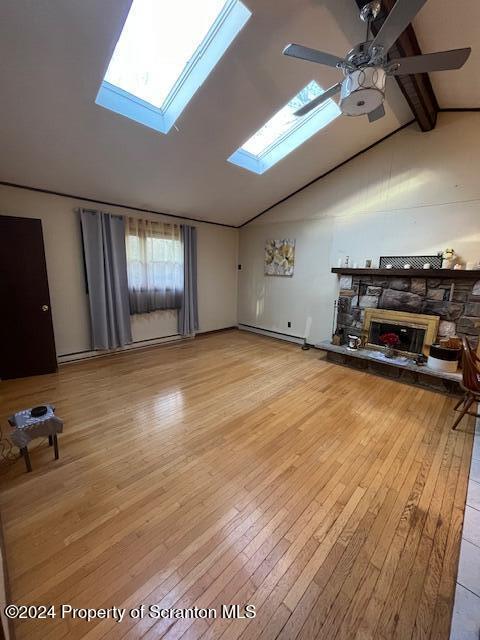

left=287, top=321, right=291, bottom=328
left=238, top=264, right=242, bottom=270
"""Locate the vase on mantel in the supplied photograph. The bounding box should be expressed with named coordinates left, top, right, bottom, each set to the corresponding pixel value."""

left=384, top=346, right=395, bottom=359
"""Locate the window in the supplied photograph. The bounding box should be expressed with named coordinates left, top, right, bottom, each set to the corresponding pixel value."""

left=126, top=218, right=183, bottom=314
left=228, top=81, right=340, bottom=174
left=96, top=0, right=251, bottom=133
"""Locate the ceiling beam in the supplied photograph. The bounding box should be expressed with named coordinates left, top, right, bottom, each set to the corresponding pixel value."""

left=355, top=0, right=439, bottom=131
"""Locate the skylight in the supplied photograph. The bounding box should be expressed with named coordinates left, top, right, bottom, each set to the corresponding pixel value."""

left=96, top=0, right=251, bottom=134
left=228, top=81, right=340, bottom=174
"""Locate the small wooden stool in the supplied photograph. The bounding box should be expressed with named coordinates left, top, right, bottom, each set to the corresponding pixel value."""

left=8, top=405, right=63, bottom=473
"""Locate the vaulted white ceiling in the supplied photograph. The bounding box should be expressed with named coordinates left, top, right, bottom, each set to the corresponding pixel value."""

left=413, top=0, right=480, bottom=108
left=0, top=0, right=475, bottom=226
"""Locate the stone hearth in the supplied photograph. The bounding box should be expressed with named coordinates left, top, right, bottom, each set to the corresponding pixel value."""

left=318, top=341, right=462, bottom=395
left=337, top=274, right=480, bottom=349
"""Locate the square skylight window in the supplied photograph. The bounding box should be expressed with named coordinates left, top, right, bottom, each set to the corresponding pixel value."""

left=96, top=0, right=251, bottom=134
left=228, top=81, right=340, bottom=174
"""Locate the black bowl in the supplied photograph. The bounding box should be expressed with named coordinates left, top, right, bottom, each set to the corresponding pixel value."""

left=30, top=405, right=48, bottom=418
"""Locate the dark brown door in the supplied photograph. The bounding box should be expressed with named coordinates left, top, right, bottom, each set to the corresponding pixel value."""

left=0, top=215, right=57, bottom=379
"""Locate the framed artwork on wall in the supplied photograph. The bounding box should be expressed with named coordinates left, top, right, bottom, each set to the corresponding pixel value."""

left=264, top=239, right=295, bottom=276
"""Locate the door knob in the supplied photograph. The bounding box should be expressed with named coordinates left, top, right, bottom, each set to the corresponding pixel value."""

left=42, top=305, right=49, bottom=312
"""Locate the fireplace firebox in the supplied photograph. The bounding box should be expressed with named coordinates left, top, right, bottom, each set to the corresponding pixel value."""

left=363, top=309, right=439, bottom=357
left=368, top=321, right=426, bottom=356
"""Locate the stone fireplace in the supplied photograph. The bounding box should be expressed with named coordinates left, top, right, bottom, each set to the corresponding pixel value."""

left=336, top=273, right=480, bottom=351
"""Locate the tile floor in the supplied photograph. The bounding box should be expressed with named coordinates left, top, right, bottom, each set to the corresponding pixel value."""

left=450, top=418, right=480, bottom=639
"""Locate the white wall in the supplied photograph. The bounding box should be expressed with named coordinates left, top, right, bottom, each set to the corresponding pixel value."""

left=238, top=112, right=480, bottom=344
left=0, top=185, right=238, bottom=358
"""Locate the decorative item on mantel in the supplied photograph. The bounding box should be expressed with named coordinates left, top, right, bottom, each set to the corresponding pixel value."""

left=332, top=250, right=474, bottom=274
left=336, top=255, right=351, bottom=268
left=441, top=248, right=456, bottom=269
left=379, top=254, right=443, bottom=270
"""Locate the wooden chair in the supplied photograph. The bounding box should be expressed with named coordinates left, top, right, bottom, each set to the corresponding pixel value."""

left=452, top=336, right=480, bottom=429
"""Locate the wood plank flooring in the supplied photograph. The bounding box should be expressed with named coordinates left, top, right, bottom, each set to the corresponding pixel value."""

left=0, top=329, right=475, bottom=640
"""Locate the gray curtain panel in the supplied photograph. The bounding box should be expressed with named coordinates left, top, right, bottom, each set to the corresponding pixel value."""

left=178, top=225, right=199, bottom=336
left=79, top=209, right=132, bottom=349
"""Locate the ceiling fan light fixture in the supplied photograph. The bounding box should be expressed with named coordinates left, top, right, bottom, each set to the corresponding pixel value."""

left=282, top=0, right=471, bottom=124
left=339, top=67, right=386, bottom=116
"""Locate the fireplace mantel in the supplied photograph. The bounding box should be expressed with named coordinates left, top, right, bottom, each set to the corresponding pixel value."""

left=332, top=268, right=480, bottom=278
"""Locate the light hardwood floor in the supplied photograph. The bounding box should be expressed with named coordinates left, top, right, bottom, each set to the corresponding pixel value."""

left=0, top=330, right=475, bottom=640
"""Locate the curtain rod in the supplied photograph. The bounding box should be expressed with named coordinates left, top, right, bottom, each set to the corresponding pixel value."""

left=74, top=207, right=193, bottom=227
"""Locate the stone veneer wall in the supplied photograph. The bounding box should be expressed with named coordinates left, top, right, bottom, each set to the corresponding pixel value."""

left=336, top=273, right=480, bottom=349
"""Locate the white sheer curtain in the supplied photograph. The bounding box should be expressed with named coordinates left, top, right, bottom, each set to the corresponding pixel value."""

left=126, top=217, right=183, bottom=314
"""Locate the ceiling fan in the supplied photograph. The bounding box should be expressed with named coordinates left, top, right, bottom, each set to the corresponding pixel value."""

left=283, top=0, right=471, bottom=122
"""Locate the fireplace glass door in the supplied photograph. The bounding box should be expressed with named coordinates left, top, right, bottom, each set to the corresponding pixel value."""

left=368, top=321, right=426, bottom=356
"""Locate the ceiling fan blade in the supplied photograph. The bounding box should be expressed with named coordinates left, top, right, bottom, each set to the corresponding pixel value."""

left=371, top=0, right=427, bottom=54
left=283, top=43, right=345, bottom=69
left=390, top=48, right=471, bottom=75
left=294, top=83, right=342, bottom=117
left=368, top=104, right=385, bottom=122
